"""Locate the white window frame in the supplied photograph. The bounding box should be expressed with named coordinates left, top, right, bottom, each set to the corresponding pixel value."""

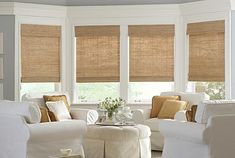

left=184, top=14, right=231, bottom=99
left=16, top=16, right=66, bottom=100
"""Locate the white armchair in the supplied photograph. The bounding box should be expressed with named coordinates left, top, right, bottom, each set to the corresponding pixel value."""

left=132, top=92, right=209, bottom=151
left=22, top=91, right=98, bottom=124
left=0, top=114, right=29, bottom=158
left=0, top=100, right=87, bottom=158
left=159, top=100, right=235, bottom=158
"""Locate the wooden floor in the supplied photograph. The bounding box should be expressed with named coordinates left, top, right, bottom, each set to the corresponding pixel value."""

left=152, top=151, right=162, bottom=158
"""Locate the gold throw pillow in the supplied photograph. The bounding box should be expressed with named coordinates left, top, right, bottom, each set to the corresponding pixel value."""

left=186, top=105, right=198, bottom=122
left=39, top=107, right=51, bottom=123
left=150, top=96, right=180, bottom=118
left=43, top=95, right=70, bottom=121
left=158, top=100, right=188, bottom=119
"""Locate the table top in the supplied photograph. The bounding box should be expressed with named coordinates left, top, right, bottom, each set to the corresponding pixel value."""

left=95, top=121, right=136, bottom=126
left=48, top=154, right=83, bottom=158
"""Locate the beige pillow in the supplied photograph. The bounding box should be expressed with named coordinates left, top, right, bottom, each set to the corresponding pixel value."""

left=39, top=107, right=51, bottom=123
left=158, top=100, right=188, bottom=119
left=43, top=95, right=70, bottom=121
left=186, top=105, right=198, bottom=122
left=46, top=101, right=71, bottom=121
left=150, top=96, right=180, bottom=118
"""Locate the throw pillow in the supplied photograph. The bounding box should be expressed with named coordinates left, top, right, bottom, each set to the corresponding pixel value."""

left=46, top=101, right=72, bottom=121
left=43, top=95, right=70, bottom=121
left=150, top=96, right=180, bottom=118
left=158, top=100, right=188, bottom=119
left=39, top=107, right=51, bottom=123
left=186, top=105, right=198, bottom=122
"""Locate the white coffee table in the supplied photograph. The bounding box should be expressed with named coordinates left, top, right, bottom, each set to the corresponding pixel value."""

left=83, top=124, right=151, bottom=158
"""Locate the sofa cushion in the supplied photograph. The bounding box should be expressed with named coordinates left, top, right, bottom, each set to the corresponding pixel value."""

left=150, top=96, right=180, bottom=118
left=46, top=101, right=71, bottom=121
left=144, top=118, right=160, bottom=132
left=158, top=100, right=188, bottom=119
left=21, top=92, right=71, bottom=108
left=0, top=100, right=41, bottom=124
left=161, top=92, right=210, bottom=107
left=195, top=100, right=235, bottom=124
left=180, top=93, right=209, bottom=107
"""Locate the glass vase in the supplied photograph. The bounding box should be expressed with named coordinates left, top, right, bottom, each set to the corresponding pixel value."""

left=106, top=111, right=115, bottom=122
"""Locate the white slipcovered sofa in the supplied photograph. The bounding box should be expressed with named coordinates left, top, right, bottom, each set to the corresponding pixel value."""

left=159, top=100, right=235, bottom=158
left=0, top=100, right=87, bottom=158
left=22, top=92, right=98, bottom=124
left=132, top=92, right=209, bottom=151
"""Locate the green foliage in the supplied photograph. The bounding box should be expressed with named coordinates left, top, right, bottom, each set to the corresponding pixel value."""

left=195, top=82, right=225, bottom=100
left=98, top=97, right=126, bottom=119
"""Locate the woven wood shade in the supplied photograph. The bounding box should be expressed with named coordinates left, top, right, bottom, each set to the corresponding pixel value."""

left=187, top=21, right=225, bottom=82
left=187, top=20, right=225, bottom=35
left=129, top=25, right=175, bottom=36
left=21, top=24, right=61, bottom=82
left=129, top=25, right=175, bottom=82
left=75, top=26, right=120, bottom=82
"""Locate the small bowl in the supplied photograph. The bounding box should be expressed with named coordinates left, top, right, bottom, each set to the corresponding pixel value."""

left=60, top=149, right=72, bottom=156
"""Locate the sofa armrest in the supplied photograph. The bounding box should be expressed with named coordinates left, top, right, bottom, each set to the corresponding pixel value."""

left=0, top=114, right=30, bottom=158
left=205, top=114, right=235, bottom=143
left=0, top=114, right=29, bottom=142
left=28, top=120, right=87, bottom=142
left=174, top=110, right=187, bottom=121
left=132, top=109, right=151, bottom=124
left=70, top=108, right=98, bottom=124
left=159, top=119, right=206, bottom=143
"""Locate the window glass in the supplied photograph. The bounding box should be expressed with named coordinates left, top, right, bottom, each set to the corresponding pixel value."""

left=129, top=82, right=174, bottom=103
left=20, top=83, right=56, bottom=98
left=187, top=82, right=225, bottom=100
left=76, top=83, right=119, bottom=103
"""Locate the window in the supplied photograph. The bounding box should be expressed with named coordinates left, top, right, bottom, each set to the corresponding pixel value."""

left=75, top=26, right=120, bottom=103
left=128, top=25, right=175, bottom=103
left=76, top=83, right=119, bottom=103
left=20, top=24, right=61, bottom=96
left=129, top=82, right=174, bottom=103
left=20, top=83, right=56, bottom=98
left=187, top=82, right=225, bottom=100
left=187, top=20, right=225, bottom=99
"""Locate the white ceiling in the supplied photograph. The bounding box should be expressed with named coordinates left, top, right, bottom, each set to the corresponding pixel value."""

left=0, top=0, right=203, bottom=6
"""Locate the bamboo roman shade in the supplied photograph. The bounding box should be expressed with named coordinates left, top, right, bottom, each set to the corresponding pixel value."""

left=21, top=24, right=61, bottom=82
left=129, top=25, right=175, bottom=82
left=75, top=26, right=120, bottom=82
left=187, top=20, right=225, bottom=81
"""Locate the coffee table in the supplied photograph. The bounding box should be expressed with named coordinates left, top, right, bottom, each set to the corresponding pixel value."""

left=48, top=155, right=82, bottom=158
left=83, top=124, right=151, bottom=158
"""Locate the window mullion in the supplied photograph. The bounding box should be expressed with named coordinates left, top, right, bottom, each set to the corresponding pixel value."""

left=120, top=25, right=129, bottom=102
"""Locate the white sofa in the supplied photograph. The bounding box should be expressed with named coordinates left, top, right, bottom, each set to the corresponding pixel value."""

left=159, top=100, right=235, bottom=158
left=22, top=91, right=98, bottom=124
left=132, top=92, right=209, bottom=151
left=0, top=100, right=87, bottom=158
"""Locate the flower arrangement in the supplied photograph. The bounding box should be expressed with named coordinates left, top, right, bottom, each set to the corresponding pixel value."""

left=98, top=97, right=125, bottom=121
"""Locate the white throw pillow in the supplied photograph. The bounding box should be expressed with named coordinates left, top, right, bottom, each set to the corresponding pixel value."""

left=46, top=101, right=71, bottom=121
